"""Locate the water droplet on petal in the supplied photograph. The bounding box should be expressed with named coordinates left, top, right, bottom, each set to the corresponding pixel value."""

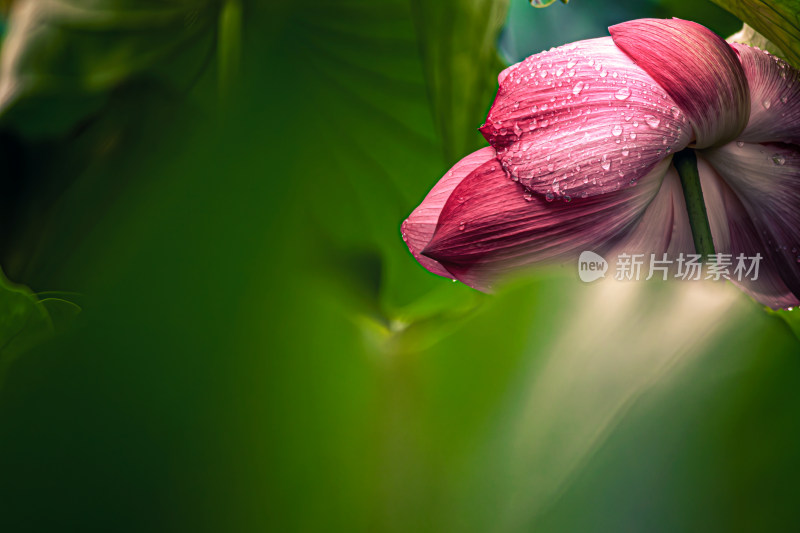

left=601, top=156, right=611, bottom=171
left=458, top=222, right=466, bottom=231
left=611, top=124, right=623, bottom=136
left=773, top=154, right=786, bottom=165
left=572, top=81, right=585, bottom=95
left=670, top=106, right=680, bottom=118
left=780, top=95, right=788, bottom=104
left=621, top=146, right=630, bottom=156
left=630, top=132, right=637, bottom=140
left=615, top=87, right=631, bottom=100
left=736, top=141, right=744, bottom=147
left=644, top=115, right=660, bottom=128
left=523, top=192, right=533, bottom=202
left=545, top=192, right=554, bottom=202
left=763, top=99, right=771, bottom=109
left=567, top=58, right=577, bottom=69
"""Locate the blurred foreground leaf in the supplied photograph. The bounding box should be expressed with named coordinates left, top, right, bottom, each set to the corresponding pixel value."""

left=1, top=1, right=798, bottom=532
left=0, top=0, right=217, bottom=137
left=0, top=269, right=79, bottom=383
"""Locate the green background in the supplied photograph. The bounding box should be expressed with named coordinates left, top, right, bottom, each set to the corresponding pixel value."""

left=0, top=0, right=798, bottom=531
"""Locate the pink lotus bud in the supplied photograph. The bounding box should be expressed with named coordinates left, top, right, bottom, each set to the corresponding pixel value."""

left=402, top=18, right=800, bottom=309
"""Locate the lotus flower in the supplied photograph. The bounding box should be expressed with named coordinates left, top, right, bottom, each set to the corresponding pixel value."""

left=401, top=18, right=800, bottom=309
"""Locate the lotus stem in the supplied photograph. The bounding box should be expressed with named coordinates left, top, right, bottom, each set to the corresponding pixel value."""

left=673, top=148, right=716, bottom=260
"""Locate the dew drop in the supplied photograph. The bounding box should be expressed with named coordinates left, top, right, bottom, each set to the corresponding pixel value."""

left=763, top=99, right=771, bottom=109
left=572, top=81, right=585, bottom=95
left=630, top=132, right=637, bottom=140
left=523, top=192, right=534, bottom=202
left=644, top=115, right=660, bottom=128
left=670, top=106, right=680, bottom=118
left=611, top=124, right=623, bottom=136
left=773, top=153, right=786, bottom=165
left=566, top=58, right=577, bottom=69
left=780, top=95, right=788, bottom=104
left=621, top=146, right=630, bottom=156
left=615, top=87, right=631, bottom=100
left=458, top=222, right=466, bottom=231
left=601, top=156, right=611, bottom=171
left=736, top=141, right=744, bottom=147
left=545, top=192, right=555, bottom=202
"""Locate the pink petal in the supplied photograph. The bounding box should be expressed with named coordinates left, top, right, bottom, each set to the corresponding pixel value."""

left=421, top=157, right=674, bottom=290
left=498, top=61, right=522, bottom=85
left=732, top=43, right=800, bottom=145
left=607, top=165, right=695, bottom=258
left=700, top=143, right=800, bottom=308
left=610, top=18, right=749, bottom=149
left=479, top=37, right=691, bottom=201
left=401, top=147, right=498, bottom=279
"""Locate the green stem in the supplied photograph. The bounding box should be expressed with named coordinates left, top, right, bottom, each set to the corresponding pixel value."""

left=218, top=0, right=242, bottom=105
left=673, top=148, right=716, bottom=260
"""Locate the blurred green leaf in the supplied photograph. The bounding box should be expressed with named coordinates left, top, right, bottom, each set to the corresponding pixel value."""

left=711, top=0, right=800, bottom=68
left=0, top=269, right=78, bottom=383
left=411, top=0, right=509, bottom=163
left=727, top=22, right=787, bottom=59
left=0, top=0, right=217, bottom=137
left=529, top=0, right=569, bottom=7
left=2, top=1, right=799, bottom=532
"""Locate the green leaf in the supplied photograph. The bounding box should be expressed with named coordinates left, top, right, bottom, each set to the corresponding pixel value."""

left=727, top=22, right=788, bottom=59
left=0, top=269, right=79, bottom=383
left=5, top=2, right=800, bottom=531
left=529, top=0, right=569, bottom=7
left=0, top=0, right=217, bottom=137
left=410, top=0, right=509, bottom=163
left=711, top=0, right=800, bottom=68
